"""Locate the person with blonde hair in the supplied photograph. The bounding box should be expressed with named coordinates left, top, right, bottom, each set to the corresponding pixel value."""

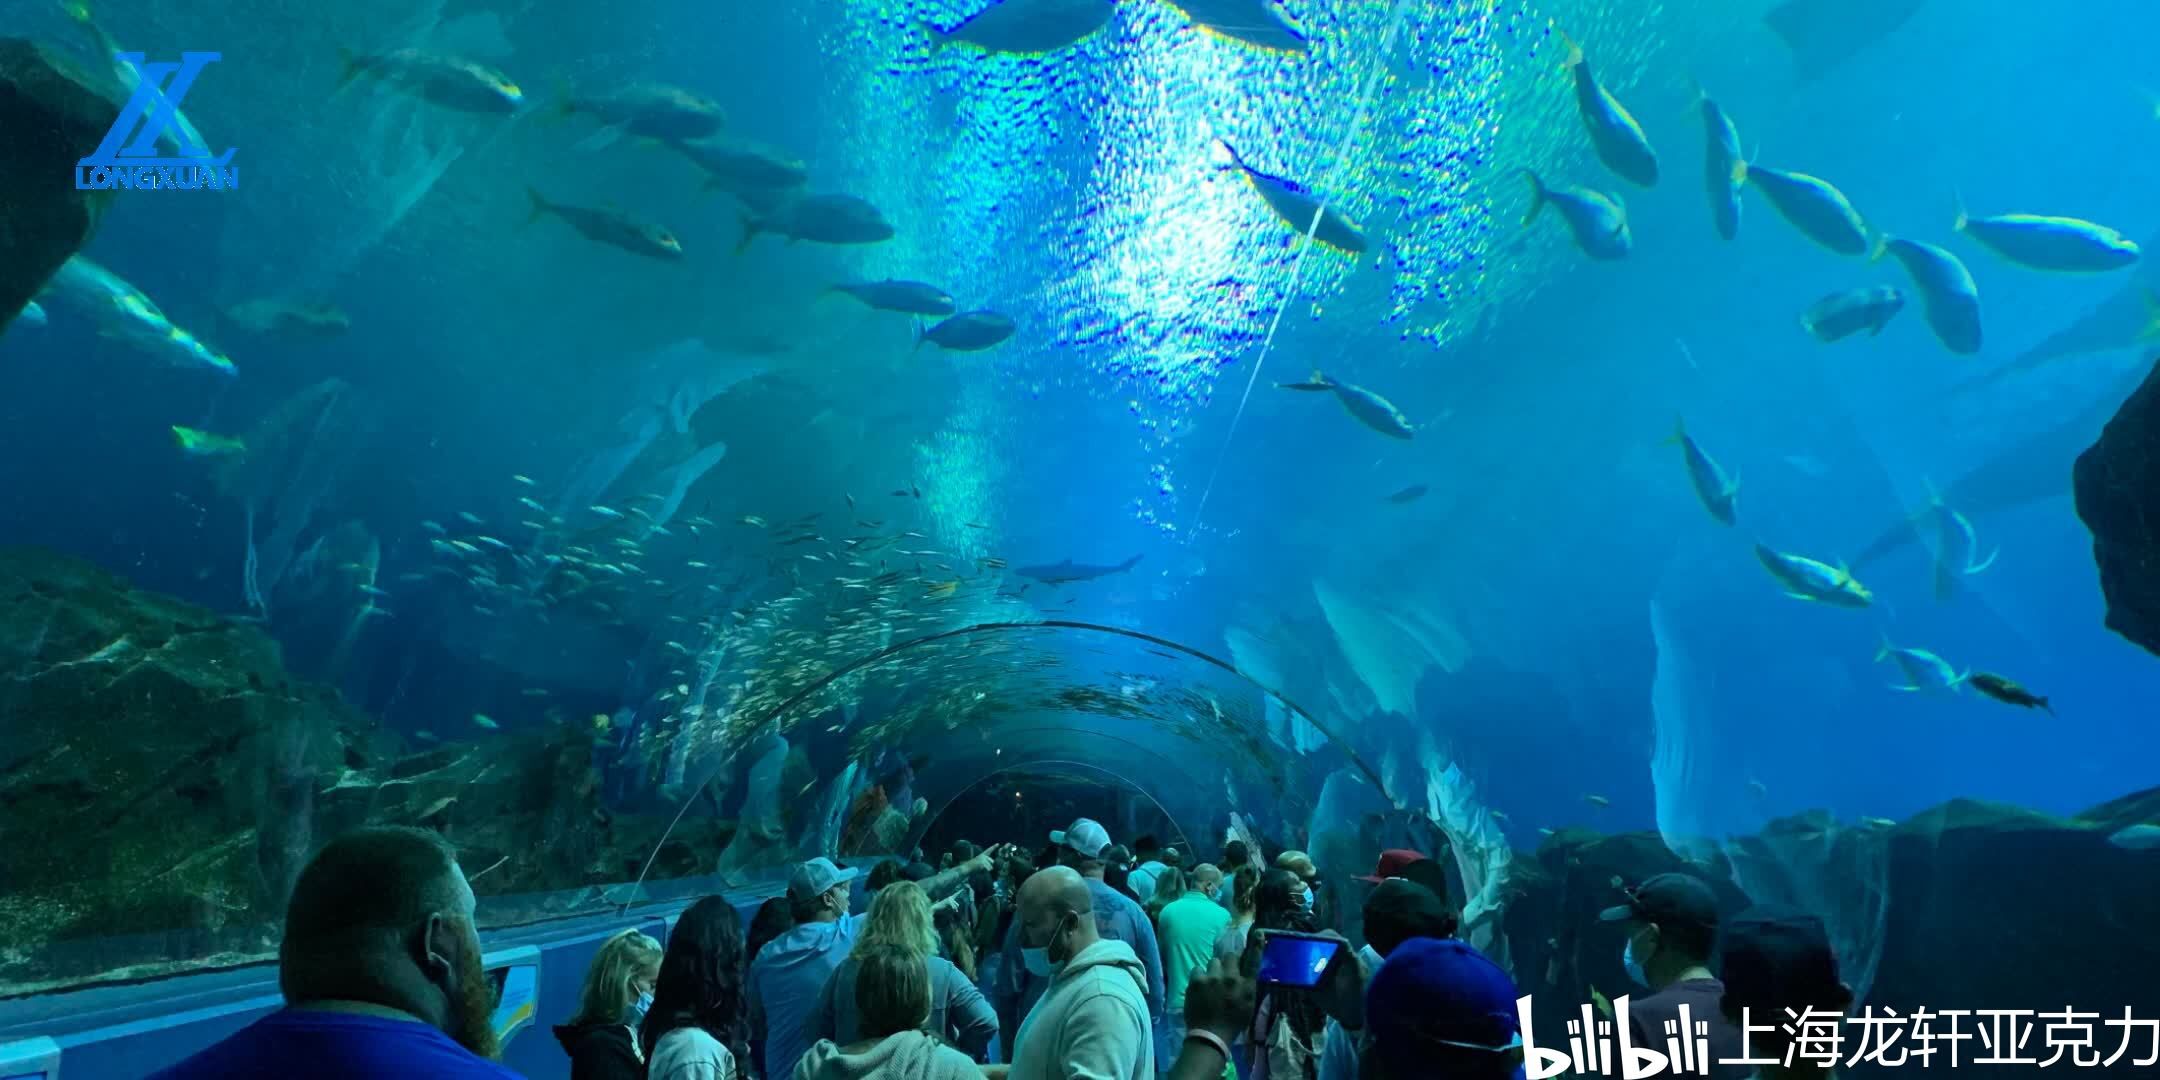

left=553, top=928, right=663, bottom=1080
left=794, top=946, right=983, bottom=1080
left=810, top=881, right=999, bottom=1060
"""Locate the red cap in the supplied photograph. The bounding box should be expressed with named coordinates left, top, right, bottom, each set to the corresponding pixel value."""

left=1355, top=848, right=1427, bottom=883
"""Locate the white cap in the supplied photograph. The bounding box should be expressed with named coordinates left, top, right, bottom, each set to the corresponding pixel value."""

left=1050, top=818, right=1111, bottom=859
left=789, top=856, right=860, bottom=898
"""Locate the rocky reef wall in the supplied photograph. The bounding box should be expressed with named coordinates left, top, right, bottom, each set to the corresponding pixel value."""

left=2075, top=357, right=2160, bottom=660
left=0, top=547, right=727, bottom=996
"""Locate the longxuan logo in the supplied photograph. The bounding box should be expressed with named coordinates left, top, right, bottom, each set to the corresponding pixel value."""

left=74, top=51, right=238, bottom=192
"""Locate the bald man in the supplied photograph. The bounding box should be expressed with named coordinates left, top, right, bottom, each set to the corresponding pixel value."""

left=151, top=827, right=515, bottom=1079
left=1000, top=867, right=1154, bottom=1080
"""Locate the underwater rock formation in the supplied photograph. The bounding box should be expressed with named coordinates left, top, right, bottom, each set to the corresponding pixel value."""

left=1508, top=794, right=2160, bottom=1041
left=0, top=39, right=120, bottom=327
left=0, top=547, right=727, bottom=995
left=2073, top=358, right=2160, bottom=659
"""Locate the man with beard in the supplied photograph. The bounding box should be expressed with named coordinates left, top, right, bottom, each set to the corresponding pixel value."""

left=152, top=827, right=519, bottom=1078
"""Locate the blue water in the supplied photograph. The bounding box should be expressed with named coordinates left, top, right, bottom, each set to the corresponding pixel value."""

left=4, top=0, right=2158, bottom=990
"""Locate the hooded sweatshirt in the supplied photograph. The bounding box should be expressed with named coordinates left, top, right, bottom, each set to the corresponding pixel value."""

left=1008, top=938, right=1154, bottom=1080
left=551, top=1020, right=642, bottom=1080
left=750, top=914, right=869, bottom=1080
left=792, top=1031, right=982, bottom=1080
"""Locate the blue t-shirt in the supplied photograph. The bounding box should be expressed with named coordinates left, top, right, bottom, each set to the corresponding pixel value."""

left=150, top=1009, right=523, bottom=1079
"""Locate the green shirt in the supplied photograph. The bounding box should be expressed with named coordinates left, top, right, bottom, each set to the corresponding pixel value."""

left=1157, top=891, right=1234, bottom=1011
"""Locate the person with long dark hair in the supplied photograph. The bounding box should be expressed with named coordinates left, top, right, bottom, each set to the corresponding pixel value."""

left=1241, top=869, right=1327, bottom=1080
left=642, top=895, right=751, bottom=1080
left=747, top=897, right=795, bottom=971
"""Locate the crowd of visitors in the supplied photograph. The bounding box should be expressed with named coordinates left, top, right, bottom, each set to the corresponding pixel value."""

left=151, top=819, right=1854, bottom=1080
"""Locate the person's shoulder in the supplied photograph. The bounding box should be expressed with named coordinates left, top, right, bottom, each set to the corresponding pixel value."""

left=656, top=1025, right=731, bottom=1058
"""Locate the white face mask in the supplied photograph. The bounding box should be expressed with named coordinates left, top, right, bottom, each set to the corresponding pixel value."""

left=625, top=989, right=654, bottom=1027
left=1299, top=885, right=1315, bottom=910
left=1023, top=912, right=1071, bottom=978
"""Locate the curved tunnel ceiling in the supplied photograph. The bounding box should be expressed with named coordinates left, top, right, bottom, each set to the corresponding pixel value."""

left=639, top=620, right=1406, bottom=879
left=907, top=758, right=1205, bottom=858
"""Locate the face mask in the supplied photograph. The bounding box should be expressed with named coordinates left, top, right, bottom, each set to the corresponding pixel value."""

left=1022, top=913, right=1070, bottom=978
left=1299, top=885, right=1315, bottom=910
left=625, top=989, right=654, bottom=1027
left=1623, top=935, right=1650, bottom=988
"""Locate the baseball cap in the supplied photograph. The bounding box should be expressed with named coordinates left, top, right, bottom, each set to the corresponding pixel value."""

left=1366, top=937, right=1523, bottom=1073
left=1720, top=905, right=1848, bottom=1015
left=1049, top=817, right=1111, bottom=859
left=1356, top=848, right=1429, bottom=883
left=788, top=856, right=860, bottom=898
left=1100, top=843, right=1134, bottom=871
left=1598, top=872, right=1719, bottom=928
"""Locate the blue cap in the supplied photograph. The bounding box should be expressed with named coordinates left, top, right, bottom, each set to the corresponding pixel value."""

left=1366, top=937, right=1522, bottom=1073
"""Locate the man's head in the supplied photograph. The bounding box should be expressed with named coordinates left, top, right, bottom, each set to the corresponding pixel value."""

left=1276, top=849, right=1318, bottom=887
left=1719, top=906, right=1853, bottom=1044
left=1223, top=839, right=1251, bottom=868
left=1362, top=937, right=1522, bottom=1080
left=1100, top=844, right=1134, bottom=875
left=1599, top=873, right=1720, bottom=991
left=1017, top=866, right=1099, bottom=969
left=854, top=943, right=933, bottom=1040
left=1162, top=846, right=1184, bottom=869
left=1191, top=863, right=1223, bottom=897
left=1049, top=817, right=1112, bottom=877
left=278, top=827, right=498, bottom=1058
left=788, top=857, right=861, bottom=924
left=1364, top=879, right=1457, bottom=956
left=867, top=859, right=904, bottom=894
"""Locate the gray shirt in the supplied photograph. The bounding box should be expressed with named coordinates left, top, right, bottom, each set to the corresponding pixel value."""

left=811, top=952, right=999, bottom=1061
left=995, top=878, right=1165, bottom=1035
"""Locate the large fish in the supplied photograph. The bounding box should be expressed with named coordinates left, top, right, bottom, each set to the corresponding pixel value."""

left=338, top=48, right=524, bottom=114
left=830, top=280, right=957, bottom=317
left=1697, top=89, right=1744, bottom=240
left=1878, top=235, right=1982, bottom=355
left=928, top=0, right=1114, bottom=54
left=1921, top=484, right=1999, bottom=601
left=1523, top=171, right=1631, bottom=260
left=1164, top=0, right=1308, bottom=52
left=68, top=1, right=221, bottom=154
left=1875, top=636, right=1967, bottom=693
left=669, top=137, right=809, bottom=195
left=737, top=194, right=895, bottom=251
left=1667, top=418, right=1738, bottom=526
left=1558, top=29, right=1658, bottom=188
left=1017, top=554, right=1144, bottom=585
left=527, top=189, right=684, bottom=260
left=1754, top=544, right=1873, bottom=608
left=1225, top=143, right=1369, bottom=254
left=1279, top=370, right=1415, bottom=439
left=1800, top=286, right=1904, bottom=342
left=564, top=83, right=726, bottom=141
left=38, top=256, right=237, bottom=377
left=1738, top=161, right=1870, bottom=256
left=1955, top=206, right=2139, bottom=273
left=918, top=311, right=1017, bottom=352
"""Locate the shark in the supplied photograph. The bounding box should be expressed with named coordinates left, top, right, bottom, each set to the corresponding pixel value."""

left=1016, top=554, right=1144, bottom=586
